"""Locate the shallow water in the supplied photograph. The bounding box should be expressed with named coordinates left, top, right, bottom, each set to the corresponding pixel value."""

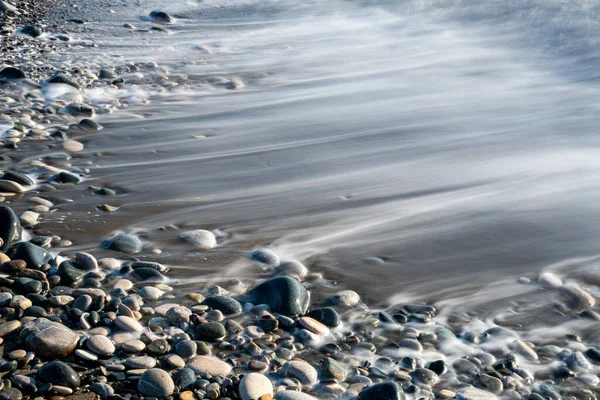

left=40, top=0, right=600, bottom=313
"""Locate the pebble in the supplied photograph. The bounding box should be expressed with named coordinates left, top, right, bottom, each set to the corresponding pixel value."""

left=282, top=361, right=318, bottom=387
left=180, top=229, right=217, bottom=249
left=122, top=340, right=146, bottom=353
left=187, top=355, right=232, bottom=377
left=37, top=361, right=80, bottom=388
left=11, top=242, right=52, bottom=269
left=201, top=295, right=242, bottom=315
left=249, top=276, right=310, bottom=316
left=19, top=211, right=38, bottom=227
left=139, top=286, right=164, bottom=300
left=23, top=319, right=80, bottom=358
left=239, top=373, right=274, bottom=400
left=100, top=233, right=142, bottom=254
left=86, top=335, right=115, bottom=356
left=90, top=382, right=114, bottom=396
left=273, top=392, right=318, bottom=400
left=538, top=272, right=563, bottom=289
left=325, top=290, right=360, bottom=307
left=250, top=248, right=280, bottom=265
left=196, top=321, right=226, bottom=341
left=149, top=10, right=175, bottom=24
left=358, top=381, right=405, bottom=400
left=124, top=356, right=157, bottom=369
left=276, top=260, right=308, bottom=278
left=63, top=140, right=84, bottom=152
left=138, top=368, right=175, bottom=397
left=308, top=307, right=340, bottom=327
left=0, top=321, right=21, bottom=337
left=114, top=316, right=144, bottom=333
left=455, top=387, right=497, bottom=400
left=0, top=206, right=21, bottom=252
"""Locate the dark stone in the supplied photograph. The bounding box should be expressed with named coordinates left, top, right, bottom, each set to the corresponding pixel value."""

left=10, top=242, right=52, bottom=269
left=0, top=260, right=26, bottom=273
left=100, top=233, right=141, bottom=254
left=0, top=388, right=22, bottom=400
left=427, top=360, right=446, bottom=376
left=175, top=368, right=195, bottom=389
left=359, top=381, right=405, bottom=400
left=63, top=104, right=94, bottom=117
left=2, top=171, right=34, bottom=186
left=128, top=267, right=164, bottom=283
left=130, top=261, right=166, bottom=272
left=0, top=67, right=25, bottom=80
left=195, top=321, right=226, bottom=341
left=46, top=74, right=80, bottom=89
left=249, top=276, right=309, bottom=316
left=49, top=171, right=82, bottom=184
left=37, top=361, right=80, bottom=388
left=585, top=347, right=600, bottom=364
left=21, top=26, right=42, bottom=38
left=0, top=206, right=21, bottom=252
left=200, top=296, right=242, bottom=316
left=308, top=307, right=340, bottom=327
left=147, top=339, right=169, bottom=356
left=99, top=69, right=117, bottom=79
left=149, top=10, right=174, bottom=23
left=58, top=261, right=86, bottom=285
left=77, top=118, right=102, bottom=131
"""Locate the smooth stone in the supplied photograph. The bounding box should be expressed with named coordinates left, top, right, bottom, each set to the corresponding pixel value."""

left=87, top=335, right=115, bottom=356
left=100, top=233, right=141, bottom=254
left=74, top=252, right=98, bottom=271
left=124, top=356, right=157, bottom=369
left=456, top=387, right=497, bottom=400
left=11, top=242, right=52, bottom=269
left=249, top=277, right=310, bottom=316
left=358, top=381, right=405, bottom=400
left=175, top=340, right=197, bottom=359
left=3, top=260, right=27, bottom=274
left=276, top=261, right=308, bottom=278
left=139, top=286, right=164, bottom=300
left=72, top=295, right=92, bottom=311
left=195, top=321, right=226, bottom=341
left=19, top=211, right=38, bottom=227
left=0, top=179, right=23, bottom=193
left=129, top=267, right=164, bottom=283
left=75, top=349, right=98, bottom=361
left=147, top=339, right=169, bottom=356
left=308, top=307, right=340, bottom=327
left=200, top=296, right=242, bottom=315
left=239, top=373, right=273, bottom=400
left=23, top=319, right=79, bottom=358
left=0, top=388, right=22, bottom=400
left=47, top=74, right=80, bottom=89
left=58, top=261, right=85, bottom=285
left=325, top=290, right=360, bottom=307
left=180, top=230, right=216, bottom=249
left=62, top=140, right=84, bottom=152
left=299, top=317, right=329, bottom=335
left=0, top=206, right=21, bottom=252
left=166, top=305, right=191, bottom=324
left=90, top=382, right=114, bottom=396
left=166, top=354, right=185, bottom=369
left=21, top=25, right=42, bottom=37
left=122, top=340, right=146, bottom=353
left=538, top=272, right=563, bottom=289
left=138, top=368, right=175, bottom=397
left=509, top=339, right=538, bottom=361
left=187, top=356, right=232, bottom=377
left=323, top=357, right=346, bottom=381
left=78, top=118, right=102, bottom=131
left=175, top=368, right=196, bottom=389
left=37, top=361, right=80, bottom=388
left=114, top=316, right=143, bottom=333
left=49, top=171, right=81, bottom=184
left=3, top=171, right=34, bottom=187
left=282, top=361, right=318, bottom=387
left=250, top=248, right=280, bottom=265
left=149, top=10, right=174, bottom=23
left=0, top=321, right=21, bottom=337
left=0, top=67, right=25, bottom=80
left=274, top=391, right=318, bottom=400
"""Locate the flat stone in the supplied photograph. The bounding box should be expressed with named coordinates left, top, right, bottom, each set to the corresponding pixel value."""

left=122, top=339, right=146, bottom=353
left=114, top=316, right=143, bottom=333
left=10, top=295, right=31, bottom=310
left=239, top=373, right=273, bottom=400
left=187, top=356, right=232, bottom=377
left=249, top=277, right=310, bottom=316
left=325, top=290, right=360, bottom=307
left=23, top=319, right=80, bottom=358
left=124, top=356, right=157, bottom=369
left=274, top=391, right=318, bottom=400
left=250, top=248, right=280, bottom=265
left=299, top=317, right=329, bottom=335
left=282, top=361, right=318, bottom=387
left=138, top=368, right=175, bottom=397
left=75, top=349, right=98, bottom=361
left=37, top=361, right=80, bottom=388
left=456, top=387, right=497, bottom=400
left=0, top=321, right=21, bottom=337
left=87, top=335, right=115, bottom=356
left=166, top=354, right=185, bottom=369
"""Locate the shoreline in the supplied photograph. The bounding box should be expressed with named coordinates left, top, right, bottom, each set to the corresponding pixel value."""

left=1, top=1, right=600, bottom=400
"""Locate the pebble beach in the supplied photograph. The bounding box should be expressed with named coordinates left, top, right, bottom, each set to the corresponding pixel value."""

left=3, top=0, right=600, bottom=400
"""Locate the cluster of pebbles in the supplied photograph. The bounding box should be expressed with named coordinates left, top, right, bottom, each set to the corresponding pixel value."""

left=3, top=1, right=600, bottom=400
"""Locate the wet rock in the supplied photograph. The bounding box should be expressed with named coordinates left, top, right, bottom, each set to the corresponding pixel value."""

left=138, top=368, right=174, bottom=397
left=323, top=357, right=346, bottom=381
left=21, top=25, right=42, bottom=38
left=274, top=391, right=318, bottom=400
left=11, top=242, right=52, bottom=269
left=283, top=361, right=318, bottom=387
left=37, top=361, right=80, bottom=388
left=86, top=335, right=115, bottom=356
left=250, top=248, right=280, bottom=265
left=0, top=180, right=24, bottom=193
left=175, top=368, right=196, bottom=389
left=0, top=321, right=21, bottom=337
left=58, top=261, right=86, bottom=285
left=456, top=387, right=497, bottom=400
left=0, top=67, right=25, bottom=80
left=114, top=316, right=143, bottom=333
left=149, top=10, right=174, bottom=24
left=124, top=356, right=157, bottom=369
left=3, top=171, right=34, bottom=187
left=324, top=290, right=360, bottom=307
left=249, top=276, right=310, bottom=316
left=90, top=383, right=114, bottom=397
left=195, top=321, right=226, bottom=341
left=49, top=172, right=81, bottom=184
left=100, top=233, right=142, bottom=254
left=276, top=260, right=308, bottom=278
left=358, top=381, right=405, bottom=400
left=200, top=296, right=242, bottom=315
left=308, top=307, right=340, bottom=327
left=0, top=206, right=21, bottom=252
left=180, top=229, right=216, bottom=249
left=78, top=118, right=102, bottom=131
left=63, top=103, right=94, bottom=118
left=129, top=267, right=165, bottom=283
left=46, top=74, right=80, bottom=89
left=239, top=373, right=273, bottom=400
left=23, top=319, right=80, bottom=358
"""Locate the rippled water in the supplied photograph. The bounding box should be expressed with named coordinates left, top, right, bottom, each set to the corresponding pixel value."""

left=47, top=0, right=600, bottom=311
